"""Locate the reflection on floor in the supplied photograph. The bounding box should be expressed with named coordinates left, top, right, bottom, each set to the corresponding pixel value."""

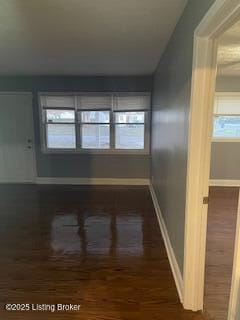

left=204, top=187, right=239, bottom=320
left=0, top=185, right=205, bottom=320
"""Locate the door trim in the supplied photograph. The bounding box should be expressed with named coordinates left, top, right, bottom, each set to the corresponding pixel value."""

left=183, top=0, right=240, bottom=313
left=228, top=189, right=240, bottom=320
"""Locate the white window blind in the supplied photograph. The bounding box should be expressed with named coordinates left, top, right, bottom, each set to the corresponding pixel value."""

left=77, top=95, right=113, bottom=110
left=39, top=92, right=151, bottom=152
left=41, top=95, right=75, bottom=109
left=114, top=93, right=151, bottom=111
left=41, top=93, right=151, bottom=111
left=214, top=95, right=240, bottom=115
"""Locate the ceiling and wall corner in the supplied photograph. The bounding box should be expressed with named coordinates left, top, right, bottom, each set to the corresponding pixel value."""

left=0, top=0, right=188, bottom=76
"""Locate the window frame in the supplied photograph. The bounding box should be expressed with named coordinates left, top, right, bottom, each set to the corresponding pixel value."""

left=80, top=109, right=111, bottom=150
left=39, top=92, right=150, bottom=155
left=212, top=92, right=240, bottom=142
left=43, top=107, right=77, bottom=150
left=114, top=110, right=147, bottom=150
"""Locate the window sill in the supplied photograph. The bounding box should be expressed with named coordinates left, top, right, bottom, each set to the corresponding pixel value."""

left=41, top=148, right=150, bottom=156
left=212, top=138, right=240, bottom=143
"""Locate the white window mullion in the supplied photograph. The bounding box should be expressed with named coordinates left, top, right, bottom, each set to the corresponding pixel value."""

left=74, top=96, right=80, bottom=150
left=81, top=110, right=110, bottom=149
left=110, top=111, right=115, bottom=150
left=110, top=95, right=115, bottom=149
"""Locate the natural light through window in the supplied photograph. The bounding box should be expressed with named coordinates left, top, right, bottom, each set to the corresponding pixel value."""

left=46, top=109, right=76, bottom=149
left=81, top=111, right=110, bottom=149
left=115, top=112, right=145, bottom=149
left=213, top=116, right=240, bottom=138
left=213, top=94, right=240, bottom=140
left=40, top=93, right=150, bottom=153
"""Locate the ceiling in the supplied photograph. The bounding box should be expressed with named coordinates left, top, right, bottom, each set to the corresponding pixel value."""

left=0, top=0, right=187, bottom=76
left=217, top=20, right=240, bottom=77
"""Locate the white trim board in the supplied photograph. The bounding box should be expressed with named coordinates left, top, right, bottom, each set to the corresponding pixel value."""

left=36, top=177, right=150, bottom=186
left=149, top=183, right=183, bottom=303
left=210, top=180, right=240, bottom=187
left=228, top=189, right=240, bottom=320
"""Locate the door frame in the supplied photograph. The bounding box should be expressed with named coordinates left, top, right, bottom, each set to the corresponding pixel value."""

left=183, top=0, right=240, bottom=314
left=228, top=189, right=240, bottom=320
left=0, top=92, right=37, bottom=183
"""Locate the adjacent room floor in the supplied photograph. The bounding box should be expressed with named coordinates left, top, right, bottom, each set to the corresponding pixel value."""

left=204, top=186, right=239, bottom=320
left=0, top=184, right=205, bottom=320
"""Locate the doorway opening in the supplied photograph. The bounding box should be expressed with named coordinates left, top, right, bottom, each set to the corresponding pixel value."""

left=184, top=1, right=240, bottom=320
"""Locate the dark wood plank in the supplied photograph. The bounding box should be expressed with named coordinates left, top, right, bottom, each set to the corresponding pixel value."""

left=204, top=186, right=239, bottom=320
left=0, top=184, right=205, bottom=319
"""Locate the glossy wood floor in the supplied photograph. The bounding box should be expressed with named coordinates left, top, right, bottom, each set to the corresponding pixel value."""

left=0, top=185, right=205, bottom=320
left=204, top=187, right=239, bottom=320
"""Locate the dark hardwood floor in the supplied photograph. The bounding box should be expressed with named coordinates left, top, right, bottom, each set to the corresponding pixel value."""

left=204, top=186, right=239, bottom=320
left=0, top=184, right=205, bottom=320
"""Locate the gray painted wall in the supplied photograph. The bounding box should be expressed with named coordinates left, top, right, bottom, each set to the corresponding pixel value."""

left=151, top=0, right=215, bottom=273
left=0, top=76, right=152, bottom=179
left=210, top=76, right=240, bottom=180
left=211, top=142, right=240, bottom=180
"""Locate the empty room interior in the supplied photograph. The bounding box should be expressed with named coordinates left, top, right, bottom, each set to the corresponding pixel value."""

left=0, top=1, right=239, bottom=320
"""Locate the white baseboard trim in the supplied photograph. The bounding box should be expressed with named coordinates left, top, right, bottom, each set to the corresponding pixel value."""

left=36, top=177, right=150, bottom=186
left=209, top=179, right=240, bottom=187
left=149, top=183, right=183, bottom=303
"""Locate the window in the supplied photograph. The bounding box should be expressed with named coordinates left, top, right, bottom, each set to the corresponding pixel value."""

left=115, top=112, right=145, bottom=149
left=80, top=111, right=110, bottom=149
left=40, top=93, right=150, bottom=153
left=46, top=109, right=76, bottom=149
left=213, top=94, right=240, bottom=140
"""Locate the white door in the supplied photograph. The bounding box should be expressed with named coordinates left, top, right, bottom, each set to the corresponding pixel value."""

left=0, top=93, right=36, bottom=183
